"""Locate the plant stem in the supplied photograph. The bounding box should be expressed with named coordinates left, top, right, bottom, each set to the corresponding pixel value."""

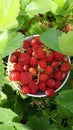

left=35, top=101, right=58, bottom=124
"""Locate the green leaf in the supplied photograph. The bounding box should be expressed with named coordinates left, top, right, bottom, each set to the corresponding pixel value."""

left=27, top=115, right=50, bottom=130
left=0, top=91, right=7, bottom=106
left=0, top=57, right=5, bottom=88
left=54, top=0, right=65, bottom=7
left=55, top=89, right=73, bottom=113
left=25, top=0, right=50, bottom=18
left=40, top=28, right=62, bottom=52
left=0, top=30, right=24, bottom=57
left=28, top=22, right=47, bottom=35
left=0, top=122, right=30, bottom=130
left=0, top=124, right=14, bottom=130
left=0, top=0, right=20, bottom=31
left=58, top=31, right=73, bottom=56
left=0, top=107, right=20, bottom=122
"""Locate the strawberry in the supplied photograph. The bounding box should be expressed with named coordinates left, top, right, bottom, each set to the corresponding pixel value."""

left=12, top=51, right=21, bottom=57
left=21, top=86, right=30, bottom=94
left=39, top=82, right=46, bottom=91
left=51, top=61, right=59, bottom=69
left=38, top=59, right=47, bottom=69
left=9, top=71, right=20, bottom=81
left=36, top=47, right=46, bottom=59
left=28, top=80, right=39, bottom=94
left=45, top=88, right=54, bottom=97
left=30, top=57, right=38, bottom=67
left=54, top=51, right=64, bottom=61
left=54, top=71, right=66, bottom=81
left=45, top=66, right=53, bottom=75
left=12, top=63, right=23, bottom=72
left=10, top=55, right=17, bottom=62
left=47, top=79, right=56, bottom=88
left=60, top=62, right=71, bottom=72
left=19, top=72, right=32, bottom=85
left=18, top=53, right=30, bottom=65
left=23, top=39, right=31, bottom=48
left=29, top=67, right=37, bottom=76
left=46, top=51, right=54, bottom=62
left=23, top=65, right=29, bottom=71
left=53, top=80, right=61, bottom=89
left=39, top=73, right=48, bottom=82
left=30, top=36, right=40, bottom=46
left=66, top=25, right=71, bottom=32
left=22, top=29, right=27, bottom=34
left=26, top=47, right=32, bottom=56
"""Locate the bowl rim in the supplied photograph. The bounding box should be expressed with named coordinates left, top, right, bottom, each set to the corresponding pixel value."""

left=7, top=35, right=71, bottom=98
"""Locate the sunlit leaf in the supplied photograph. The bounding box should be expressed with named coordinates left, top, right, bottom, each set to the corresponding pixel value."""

left=0, top=0, right=20, bottom=31
left=58, top=31, right=73, bottom=56
left=40, top=28, right=62, bottom=52
left=0, top=30, right=24, bottom=57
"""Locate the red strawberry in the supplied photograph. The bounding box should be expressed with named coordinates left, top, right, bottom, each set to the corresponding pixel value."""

left=22, top=29, right=27, bottom=34
left=19, top=72, right=32, bottom=85
left=12, top=63, right=23, bottom=72
left=30, top=36, right=40, bottom=46
left=46, top=51, right=54, bottom=62
left=45, top=88, right=54, bottom=97
left=29, top=67, right=37, bottom=76
left=23, top=65, right=29, bottom=71
left=21, top=86, right=30, bottom=94
left=45, top=66, right=53, bottom=75
left=12, top=51, right=21, bottom=57
left=26, top=47, right=32, bottom=56
left=54, top=51, right=64, bottom=61
left=39, top=73, right=48, bottom=82
left=36, top=47, right=46, bottom=59
left=10, top=55, right=17, bottom=62
left=60, top=62, right=71, bottom=72
left=39, top=82, right=46, bottom=91
left=51, top=61, right=59, bottom=69
left=23, top=39, right=31, bottom=48
left=38, top=59, right=47, bottom=69
left=18, top=53, right=30, bottom=65
left=30, top=57, right=38, bottom=67
left=47, top=79, right=56, bottom=88
left=28, top=80, right=39, bottom=94
left=9, top=71, right=20, bottom=81
left=53, top=80, right=61, bottom=89
left=66, top=25, right=71, bottom=32
left=54, top=71, right=66, bottom=81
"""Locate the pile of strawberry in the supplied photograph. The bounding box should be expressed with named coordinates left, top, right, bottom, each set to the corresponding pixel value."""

left=9, top=35, right=71, bottom=97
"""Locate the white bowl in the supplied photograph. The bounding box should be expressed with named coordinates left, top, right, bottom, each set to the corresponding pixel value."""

left=8, top=35, right=71, bottom=97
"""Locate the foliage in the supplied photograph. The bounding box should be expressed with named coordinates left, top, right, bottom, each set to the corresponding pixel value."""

left=0, top=0, right=73, bottom=130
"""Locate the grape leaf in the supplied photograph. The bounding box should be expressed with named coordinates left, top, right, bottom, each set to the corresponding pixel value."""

left=25, top=0, right=50, bottom=18
left=0, top=30, right=24, bottom=57
left=58, top=31, right=73, bottom=56
left=40, top=28, right=62, bottom=52
left=0, top=107, right=20, bottom=122
left=0, top=0, right=20, bottom=31
left=55, top=89, right=73, bottom=113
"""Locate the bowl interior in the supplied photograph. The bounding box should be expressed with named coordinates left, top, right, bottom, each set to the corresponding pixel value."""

left=8, top=35, right=71, bottom=97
